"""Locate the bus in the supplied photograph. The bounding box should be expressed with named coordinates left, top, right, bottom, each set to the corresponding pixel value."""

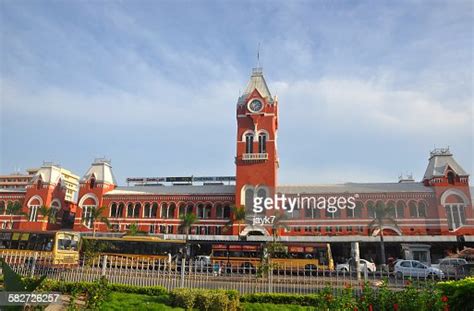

left=81, top=235, right=186, bottom=268
left=0, top=230, right=80, bottom=265
left=209, top=242, right=334, bottom=273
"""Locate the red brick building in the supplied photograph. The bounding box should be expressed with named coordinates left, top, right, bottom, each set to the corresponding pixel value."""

left=0, top=67, right=472, bottom=263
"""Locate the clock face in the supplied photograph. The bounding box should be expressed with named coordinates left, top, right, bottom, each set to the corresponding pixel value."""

left=248, top=99, right=263, bottom=113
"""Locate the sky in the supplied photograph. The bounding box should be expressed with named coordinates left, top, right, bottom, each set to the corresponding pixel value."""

left=0, top=0, right=473, bottom=186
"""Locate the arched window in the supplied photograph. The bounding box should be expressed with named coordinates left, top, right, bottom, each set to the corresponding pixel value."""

left=36, top=179, right=42, bottom=190
left=168, top=203, right=176, bottom=219
left=409, top=200, right=419, bottom=218
left=347, top=201, right=362, bottom=218
left=258, top=132, right=267, bottom=153
left=28, top=199, right=41, bottom=222
left=179, top=203, right=187, bottom=217
left=396, top=201, right=406, bottom=218
left=418, top=201, right=427, bottom=217
left=134, top=203, right=141, bottom=218
left=151, top=203, right=158, bottom=218
left=161, top=203, right=168, bottom=218
left=205, top=203, right=212, bottom=218
left=82, top=205, right=95, bottom=228
left=144, top=203, right=151, bottom=218
left=127, top=203, right=134, bottom=218
left=223, top=204, right=231, bottom=219
left=245, top=188, right=254, bottom=215
left=216, top=203, right=223, bottom=218
left=197, top=203, right=205, bottom=219
left=447, top=172, right=455, bottom=185
left=0, top=201, right=5, bottom=215
left=444, top=194, right=466, bottom=231
left=117, top=203, right=124, bottom=218
left=367, top=201, right=375, bottom=218
left=245, top=133, right=254, bottom=153
left=387, top=201, right=396, bottom=218
left=110, top=203, right=118, bottom=218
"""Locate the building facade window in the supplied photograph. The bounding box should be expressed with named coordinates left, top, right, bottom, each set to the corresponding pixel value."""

left=445, top=204, right=466, bottom=231
left=396, top=201, right=406, bottom=218
left=367, top=201, right=375, bottom=218
left=258, top=132, right=267, bottom=153
left=82, top=205, right=95, bottom=228
left=245, top=133, right=253, bottom=153
left=28, top=205, right=39, bottom=222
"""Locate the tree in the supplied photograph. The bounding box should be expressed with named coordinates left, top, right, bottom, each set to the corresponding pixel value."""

left=87, top=206, right=110, bottom=237
left=38, top=205, right=57, bottom=224
left=270, top=212, right=289, bottom=243
left=127, top=222, right=139, bottom=236
left=227, top=205, right=246, bottom=236
left=6, top=201, right=25, bottom=229
left=179, top=212, right=197, bottom=259
left=368, top=201, right=400, bottom=266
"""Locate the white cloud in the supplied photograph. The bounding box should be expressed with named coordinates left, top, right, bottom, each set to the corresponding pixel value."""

left=274, top=77, right=472, bottom=137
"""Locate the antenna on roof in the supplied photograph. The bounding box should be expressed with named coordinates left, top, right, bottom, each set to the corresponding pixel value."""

left=257, top=42, right=261, bottom=68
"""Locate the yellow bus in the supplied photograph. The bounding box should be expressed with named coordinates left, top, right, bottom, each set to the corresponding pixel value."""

left=81, top=235, right=186, bottom=268
left=0, top=230, right=80, bottom=265
left=210, top=242, right=334, bottom=273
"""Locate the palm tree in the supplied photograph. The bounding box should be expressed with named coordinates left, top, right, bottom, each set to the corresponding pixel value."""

left=38, top=205, right=57, bottom=224
left=270, top=212, right=289, bottom=243
left=227, top=205, right=246, bottom=236
left=179, top=213, right=197, bottom=259
left=87, top=206, right=110, bottom=237
left=368, top=201, right=400, bottom=266
left=127, top=222, right=139, bottom=236
left=6, top=201, right=25, bottom=228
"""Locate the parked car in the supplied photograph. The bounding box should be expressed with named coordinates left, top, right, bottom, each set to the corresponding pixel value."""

left=437, top=258, right=469, bottom=278
left=394, top=260, right=444, bottom=279
left=336, top=258, right=376, bottom=273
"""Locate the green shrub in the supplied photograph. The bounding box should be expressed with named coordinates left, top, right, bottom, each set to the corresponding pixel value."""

left=437, top=277, right=474, bottom=311
left=85, top=276, right=110, bottom=310
left=40, top=279, right=167, bottom=297
left=170, top=288, right=240, bottom=311
left=241, top=293, right=319, bottom=306
left=171, top=288, right=197, bottom=310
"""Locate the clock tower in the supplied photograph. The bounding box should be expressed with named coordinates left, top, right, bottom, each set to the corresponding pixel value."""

left=234, top=67, right=279, bottom=235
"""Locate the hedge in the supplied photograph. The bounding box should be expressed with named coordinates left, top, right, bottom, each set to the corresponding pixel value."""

left=40, top=279, right=167, bottom=296
left=170, top=288, right=240, bottom=311
left=436, top=277, right=474, bottom=311
left=32, top=277, right=473, bottom=311
left=241, top=293, right=319, bottom=306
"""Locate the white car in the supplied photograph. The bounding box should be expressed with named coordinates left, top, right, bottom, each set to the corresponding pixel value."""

left=437, top=258, right=468, bottom=277
left=336, top=258, right=376, bottom=272
left=394, top=260, right=444, bottom=279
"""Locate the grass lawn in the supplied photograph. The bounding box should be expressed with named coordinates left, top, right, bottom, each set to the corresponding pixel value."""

left=100, top=292, right=183, bottom=311
left=243, top=303, right=317, bottom=311
left=101, top=292, right=318, bottom=311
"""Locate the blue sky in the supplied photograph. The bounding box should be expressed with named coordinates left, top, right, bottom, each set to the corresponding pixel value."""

left=1, top=0, right=472, bottom=185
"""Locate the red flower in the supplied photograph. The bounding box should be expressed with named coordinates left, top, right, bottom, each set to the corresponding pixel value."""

left=394, top=303, right=399, bottom=311
left=442, top=295, right=449, bottom=303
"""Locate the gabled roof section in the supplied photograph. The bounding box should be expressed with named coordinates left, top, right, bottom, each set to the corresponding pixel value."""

left=81, top=158, right=117, bottom=186
left=30, top=163, right=79, bottom=186
left=423, top=148, right=469, bottom=180
left=238, top=67, right=273, bottom=104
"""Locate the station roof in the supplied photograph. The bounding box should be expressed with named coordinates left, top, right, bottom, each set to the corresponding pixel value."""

left=106, top=184, right=235, bottom=196
left=277, top=182, right=433, bottom=194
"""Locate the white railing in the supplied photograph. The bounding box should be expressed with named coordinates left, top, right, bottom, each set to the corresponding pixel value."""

left=1, top=251, right=467, bottom=295
left=242, top=153, right=268, bottom=161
